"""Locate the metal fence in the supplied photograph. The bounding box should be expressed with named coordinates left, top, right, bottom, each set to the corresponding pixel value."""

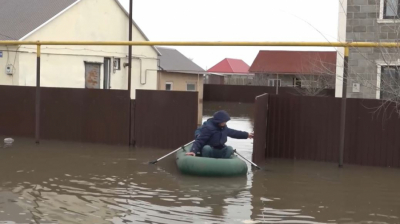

left=132, top=90, right=198, bottom=149
left=253, top=94, right=400, bottom=168
left=0, top=86, right=36, bottom=137
left=252, top=94, right=268, bottom=164
left=204, top=84, right=335, bottom=103
left=40, top=88, right=130, bottom=145
left=0, top=86, right=130, bottom=144
left=0, top=86, right=198, bottom=148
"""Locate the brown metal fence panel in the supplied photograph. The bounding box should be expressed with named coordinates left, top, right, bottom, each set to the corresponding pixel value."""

left=133, top=90, right=198, bottom=149
left=0, top=86, right=199, bottom=148
left=257, top=94, right=400, bottom=168
left=204, top=84, right=335, bottom=103
left=40, top=88, right=130, bottom=145
left=266, top=95, right=342, bottom=162
left=252, top=94, right=268, bottom=164
left=344, top=98, right=400, bottom=167
left=0, top=86, right=35, bottom=137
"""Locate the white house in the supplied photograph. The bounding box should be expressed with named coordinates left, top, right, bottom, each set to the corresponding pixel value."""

left=0, top=0, right=159, bottom=99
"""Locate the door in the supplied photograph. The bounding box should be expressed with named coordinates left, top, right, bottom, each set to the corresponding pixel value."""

left=104, top=58, right=111, bottom=89
left=85, top=62, right=101, bottom=89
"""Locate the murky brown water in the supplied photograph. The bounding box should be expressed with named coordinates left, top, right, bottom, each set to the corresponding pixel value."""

left=0, top=102, right=399, bottom=224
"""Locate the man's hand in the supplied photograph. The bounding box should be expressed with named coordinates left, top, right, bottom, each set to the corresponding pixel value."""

left=248, top=133, right=254, bottom=139
left=186, top=152, right=196, bottom=156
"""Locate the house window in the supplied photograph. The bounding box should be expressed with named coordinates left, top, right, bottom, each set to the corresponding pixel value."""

left=187, top=83, right=196, bottom=91
left=384, top=0, right=400, bottom=18
left=380, top=66, right=400, bottom=99
left=380, top=0, right=400, bottom=21
left=84, top=62, right=101, bottom=89
left=268, top=79, right=281, bottom=87
left=165, top=82, right=173, bottom=90
left=294, top=77, right=302, bottom=87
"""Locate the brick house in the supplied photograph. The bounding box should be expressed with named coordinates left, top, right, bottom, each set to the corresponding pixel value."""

left=249, top=50, right=336, bottom=89
left=336, top=0, right=400, bottom=99
left=205, top=58, right=254, bottom=85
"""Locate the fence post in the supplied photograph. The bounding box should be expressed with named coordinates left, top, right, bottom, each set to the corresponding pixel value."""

left=339, top=47, right=349, bottom=167
left=253, top=93, right=268, bottom=164
left=35, top=44, right=41, bottom=144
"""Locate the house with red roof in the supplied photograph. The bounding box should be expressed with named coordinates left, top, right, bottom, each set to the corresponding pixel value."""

left=205, top=58, right=254, bottom=85
left=249, top=50, right=336, bottom=90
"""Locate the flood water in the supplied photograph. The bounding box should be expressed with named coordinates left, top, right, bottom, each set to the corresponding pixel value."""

left=0, top=102, right=399, bottom=224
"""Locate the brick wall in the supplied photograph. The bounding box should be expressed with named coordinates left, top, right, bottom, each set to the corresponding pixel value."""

left=346, top=0, right=400, bottom=99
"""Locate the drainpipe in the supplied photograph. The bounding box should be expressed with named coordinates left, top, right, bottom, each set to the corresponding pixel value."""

left=197, top=73, right=200, bottom=91
left=143, top=69, right=158, bottom=85
left=35, top=45, right=41, bottom=144
left=131, top=57, right=159, bottom=85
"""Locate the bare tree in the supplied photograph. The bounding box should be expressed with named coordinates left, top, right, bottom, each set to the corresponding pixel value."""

left=293, top=53, right=336, bottom=96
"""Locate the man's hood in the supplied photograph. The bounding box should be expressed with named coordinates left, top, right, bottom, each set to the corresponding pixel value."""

left=212, top=110, right=231, bottom=124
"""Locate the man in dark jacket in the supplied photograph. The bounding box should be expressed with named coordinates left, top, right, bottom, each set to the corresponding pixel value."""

left=186, top=110, right=253, bottom=158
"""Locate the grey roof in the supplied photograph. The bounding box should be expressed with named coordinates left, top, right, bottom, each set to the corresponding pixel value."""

left=157, top=47, right=205, bottom=73
left=0, top=0, right=78, bottom=40
left=0, top=0, right=160, bottom=56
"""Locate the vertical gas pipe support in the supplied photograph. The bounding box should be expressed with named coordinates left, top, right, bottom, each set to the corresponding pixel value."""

left=35, top=44, right=41, bottom=144
left=128, top=0, right=133, bottom=146
left=339, top=47, right=349, bottom=167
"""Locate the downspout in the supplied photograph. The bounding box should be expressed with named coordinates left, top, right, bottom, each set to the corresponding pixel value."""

left=197, top=73, right=200, bottom=92
left=132, top=57, right=160, bottom=85
left=144, top=69, right=159, bottom=85
left=142, top=58, right=160, bottom=85
left=157, top=70, right=160, bottom=90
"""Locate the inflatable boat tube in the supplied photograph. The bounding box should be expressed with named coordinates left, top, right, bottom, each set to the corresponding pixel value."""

left=175, top=143, right=248, bottom=177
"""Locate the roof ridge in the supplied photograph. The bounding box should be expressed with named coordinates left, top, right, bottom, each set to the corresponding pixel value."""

left=157, top=47, right=205, bottom=72
left=225, top=58, right=234, bottom=73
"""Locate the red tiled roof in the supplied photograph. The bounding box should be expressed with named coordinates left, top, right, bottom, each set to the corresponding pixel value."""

left=249, top=51, right=337, bottom=75
left=207, top=58, right=250, bottom=74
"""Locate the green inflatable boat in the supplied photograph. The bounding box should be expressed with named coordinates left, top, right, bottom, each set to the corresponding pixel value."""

left=175, top=142, right=248, bottom=177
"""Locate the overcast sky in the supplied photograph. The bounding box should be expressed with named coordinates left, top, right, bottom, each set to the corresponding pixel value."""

left=119, top=0, right=339, bottom=70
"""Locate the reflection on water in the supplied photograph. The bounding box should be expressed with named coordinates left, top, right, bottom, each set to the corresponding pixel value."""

left=0, top=102, right=399, bottom=223
left=0, top=140, right=253, bottom=224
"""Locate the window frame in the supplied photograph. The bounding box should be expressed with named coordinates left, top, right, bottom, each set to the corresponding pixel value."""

left=165, top=82, right=173, bottom=91
left=268, top=79, right=281, bottom=87
left=186, top=82, right=196, bottom=91
left=379, top=0, right=400, bottom=23
left=84, top=61, right=102, bottom=89
left=376, top=61, right=400, bottom=99
left=379, top=65, right=400, bottom=99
